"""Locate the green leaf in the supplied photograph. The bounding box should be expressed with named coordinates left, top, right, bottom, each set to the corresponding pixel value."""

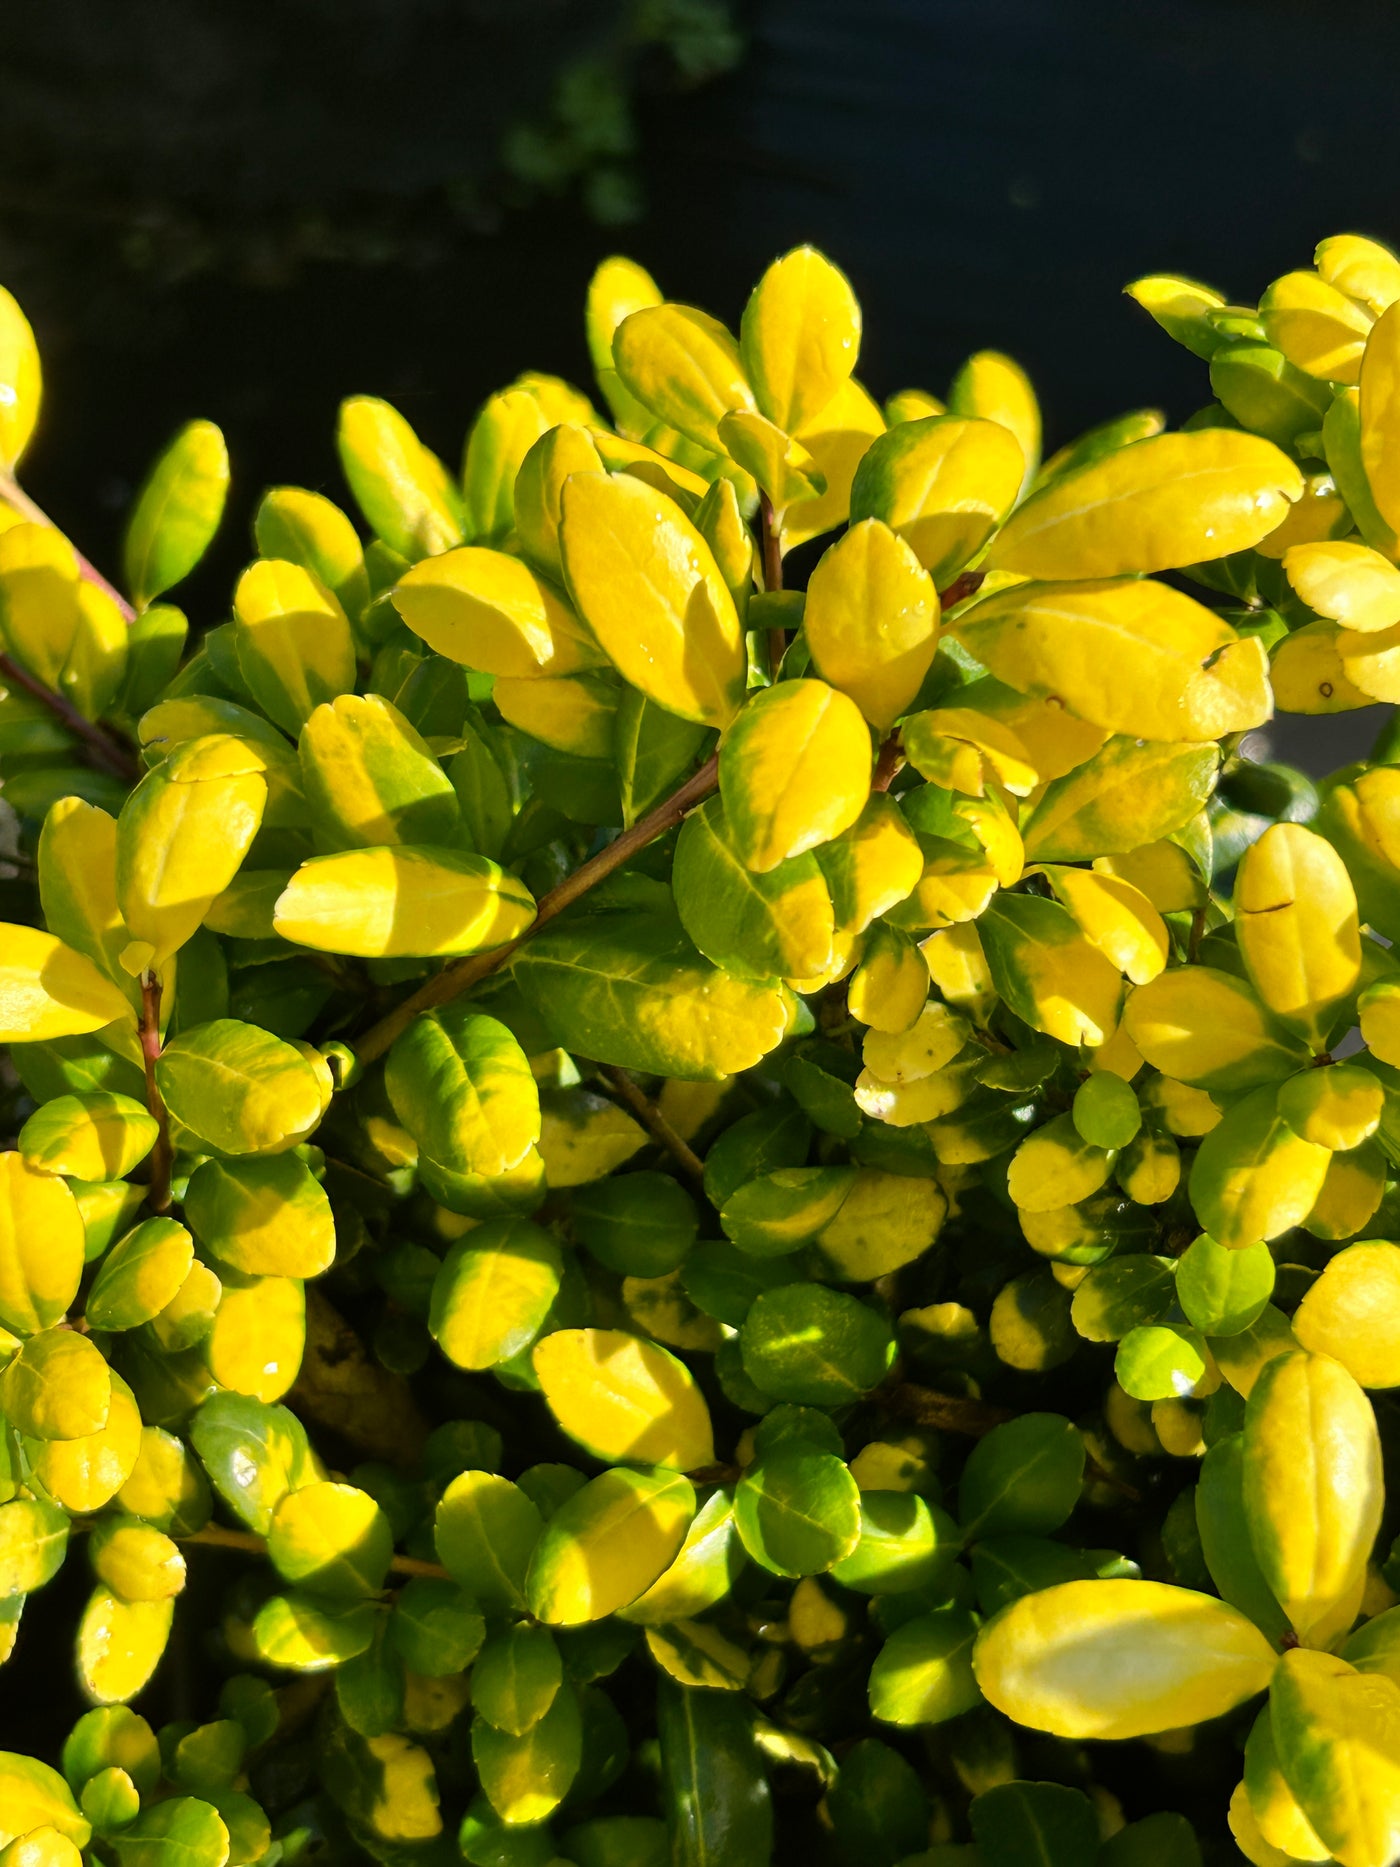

left=957, top=1414, right=1085, bottom=1541
left=1099, top=1813, right=1202, bottom=1867
left=0, top=1497, right=69, bottom=1596
left=526, top=1468, right=696, bottom=1625
left=1115, top=1324, right=1213, bottom=1402
left=472, top=1624, right=563, bottom=1736
left=1176, top=1235, right=1275, bottom=1336
left=734, top=1448, right=861, bottom=1577
left=122, top=421, right=229, bottom=611
left=472, top=1686, right=582, bottom=1828
left=571, top=1172, right=699, bottom=1277
left=386, top=1006, right=539, bottom=1180
left=251, top=1592, right=375, bottom=1672
left=657, top=1682, right=773, bottom=1867
left=614, top=688, right=711, bottom=830
left=189, top=1392, right=317, bottom=1535
left=266, top=1481, right=392, bottom=1600
left=1021, top=736, right=1219, bottom=861
left=388, top=1576, right=484, bottom=1679
left=155, top=1019, right=327, bottom=1156
left=1070, top=1256, right=1176, bottom=1343
left=434, top=1472, right=543, bottom=1612
left=828, top=1490, right=958, bottom=1595
left=969, top=1782, right=1100, bottom=1867
left=674, top=795, right=836, bottom=982
left=868, top=1609, right=981, bottom=1726
left=739, top=1283, right=893, bottom=1405
left=183, top=1156, right=335, bottom=1279
left=428, top=1220, right=563, bottom=1371
left=515, top=903, right=794, bottom=1082
left=1195, top=1436, right=1291, bottom=1645
left=85, top=1219, right=195, bottom=1331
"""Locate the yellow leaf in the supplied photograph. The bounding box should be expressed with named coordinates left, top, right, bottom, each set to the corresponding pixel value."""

left=1261, top=270, right=1373, bottom=383
left=1359, top=300, right=1400, bottom=537
left=740, top=246, right=861, bottom=435
left=1038, top=866, right=1168, bottom=984
left=719, top=680, right=872, bottom=873
left=493, top=672, right=620, bottom=761
left=0, top=526, right=127, bottom=722
left=274, top=846, right=535, bottom=959
left=336, top=395, right=464, bottom=561
left=1254, top=471, right=1348, bottom=560
left=1318, top=234, right=1400, bottom=316
left=560, top=472, right=746, bottom=728
left=612, top=303, right=755, bottom=454
left=988, top=430, right=1303, bottom=579
left=954, top=577, right=1272, bottom=741
left=1244, top=1350, right=1383, bottom=1645
left=716, top=409, right=824, bottom=509
left=1124, top=274, right=1228, bottom=359
left=848, top=415, right=1025, bottom=586
left=393, top=545, right=603, bottom=680
left=901, top=705, right=1039, bottom=798
left=1271, top=619, right=1377, bottom=714
left=586, top=255, right=664, bottom=430
left=1269, top=1649, right=1400, bottom=1867
left=0, top=1151, right=85, bottom=1335
left=804, top=519, right=939, bottom=731
left=973, top=1578, right=1276, bottom=1739
left=1236, top=823, right=1360, bottom=1047
left=527, top=1467, right=697, bottom=1625
left=0, top=925, right=132, bottom=1041
left=0, top=286, right=41, bottom=472
left=782, top=377, right=887, bottom=551
left=1294, top=1241, right=1400, bottom=1390
left=533, top=1328, right=714, bottom=1470
left=461, top=387, right=551, bottom=542
left=948, top=349, right=1040, bottom=492
left=1336, top=619, right=1400, bottom=702
left=1285, top=539, right=1400, bottom=632
left=76, top=1589, right=173, bottom=1705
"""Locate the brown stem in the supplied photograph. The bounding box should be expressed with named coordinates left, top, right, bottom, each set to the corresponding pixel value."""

left=0, top=471, right=136, bottom=622
left=598, top=1064, right=706, bottom=1189
left=186, top=1522, right=449, bottom=1578
left=758, top=490, right=785, bottom=678
left=0, top=650, right=138, bottom=784
left=353, top=752, right=721, bottom=1066
left=1188, top=906, right=1207, bottom=964
left=139, top=972, right=173, bottom=1214
left=872, top=730, right=904, bottom=793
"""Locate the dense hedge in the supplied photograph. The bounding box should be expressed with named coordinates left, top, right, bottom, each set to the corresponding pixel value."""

left=0, top=235, right=1397, bottom=1866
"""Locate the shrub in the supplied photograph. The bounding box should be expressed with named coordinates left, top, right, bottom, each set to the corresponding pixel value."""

left=0, top=234, right=1397, bottom=1866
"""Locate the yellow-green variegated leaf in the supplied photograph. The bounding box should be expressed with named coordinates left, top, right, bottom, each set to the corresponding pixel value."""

left=255, top=485, right=370, bottom=622
left=1243, top=1349, right=1383, bottom=1646
left=0, top=526, right=128, bottom=722
left=298, top=693, right=460, bottom=851
left=1272, top=619, right=1380, bottom=715
left=673, top=796, right=835, bottom=982
left=586, top=255, right=664, bottom=432
left=19, top=1092, right=157, bottom=1181
left=0, top=1151, right=85, bottom=1336
left=719, top=680, right=871, bottom=873
left=122, top=420, right=230, bottom=611
left=977, top=894, right=1123, bottom=1048
left=1270, top=1649, right=1400, bottom=1867
left=1359, top=301, right=1400, bottom=537
left=1123, top=968, right=1311, bottom=1093
left=462, top=387, right=552, bottom=544
left=815, top=795, right=925, bottom=938
left=274, top=846, right=534, bottom=959
left=1235, top=824, right=1361, bottom=1047
left=37, top=797, right=131, bottom=993
left=1261, top=271, right=1374, bottom=384
left=1022, top=738, right=1218, bottom=861
left=527, top=1467, right=696, bottom=1625
left=560, top=473, right=746, bottom=728
left=1283, top=540, right=1400, bottom=633
left=849, top=416, right=1027, bottom=586
left=183, top=1157, right=334, bottom=1279
left=386, top=1007, right=539, bottom=1180
left=2, top=1329, right=110, bottom=1441
left=716, top=410, right=824, bottom=508
left=953, top=578, right=1272, bottom=741
left=988, top=430, right=1302, bottom=580
left=392, top=544, right=602, bottom=680
left=1294, top=1241, right=1400, bottom=1389
left=0, top=287, right=41, bottom=473
left=155, top=1019, right=327, bottom=1157
left=783, top=376, right=887, bottom=551
left=1318, top=234, right=1400, bottom=316
left=973, top=1578, right=1276, bottom=1740
left=493, top=672, right=620, bottom=761
left=1190, top=1085, right=1332, bottom=1249
left=612, top=303, right=755, bottom=453
left=1125, top=274, right=1228, bottom=359
left=336, top=395, right=465, bottom=561
left=902, top=705, right=1038, bottom=798
left=232, top=560, right=357, bottom=737
left=740, top=246, right=861, bottom=435
left=115, top=734, right=267, bottom=973
left=514, top=423, right=607, bottom=582
left=803, top=519, right=939, bottom=731
left=429, top=1220, right=562, bottom=1371
left=1037, top=866, right=1168, bottom=984
left=948, top=349, right=1041, bottom=491
left=514, top=909, right=792, bottom=1082
left=533, top=1328, right=715, bottom=1470
left=0, top=925, right=132, bottom=1041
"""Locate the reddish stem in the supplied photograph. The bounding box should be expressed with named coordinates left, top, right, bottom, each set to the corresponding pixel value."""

left=872, top=730, right=904, bottom=793
left=0, top=472, right=136, bottom=622
left=0, top=651, right=138, bottom=783
left=139, top=971, right=174, bottom=1214
left=758, top=490, right=785, bottom=678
